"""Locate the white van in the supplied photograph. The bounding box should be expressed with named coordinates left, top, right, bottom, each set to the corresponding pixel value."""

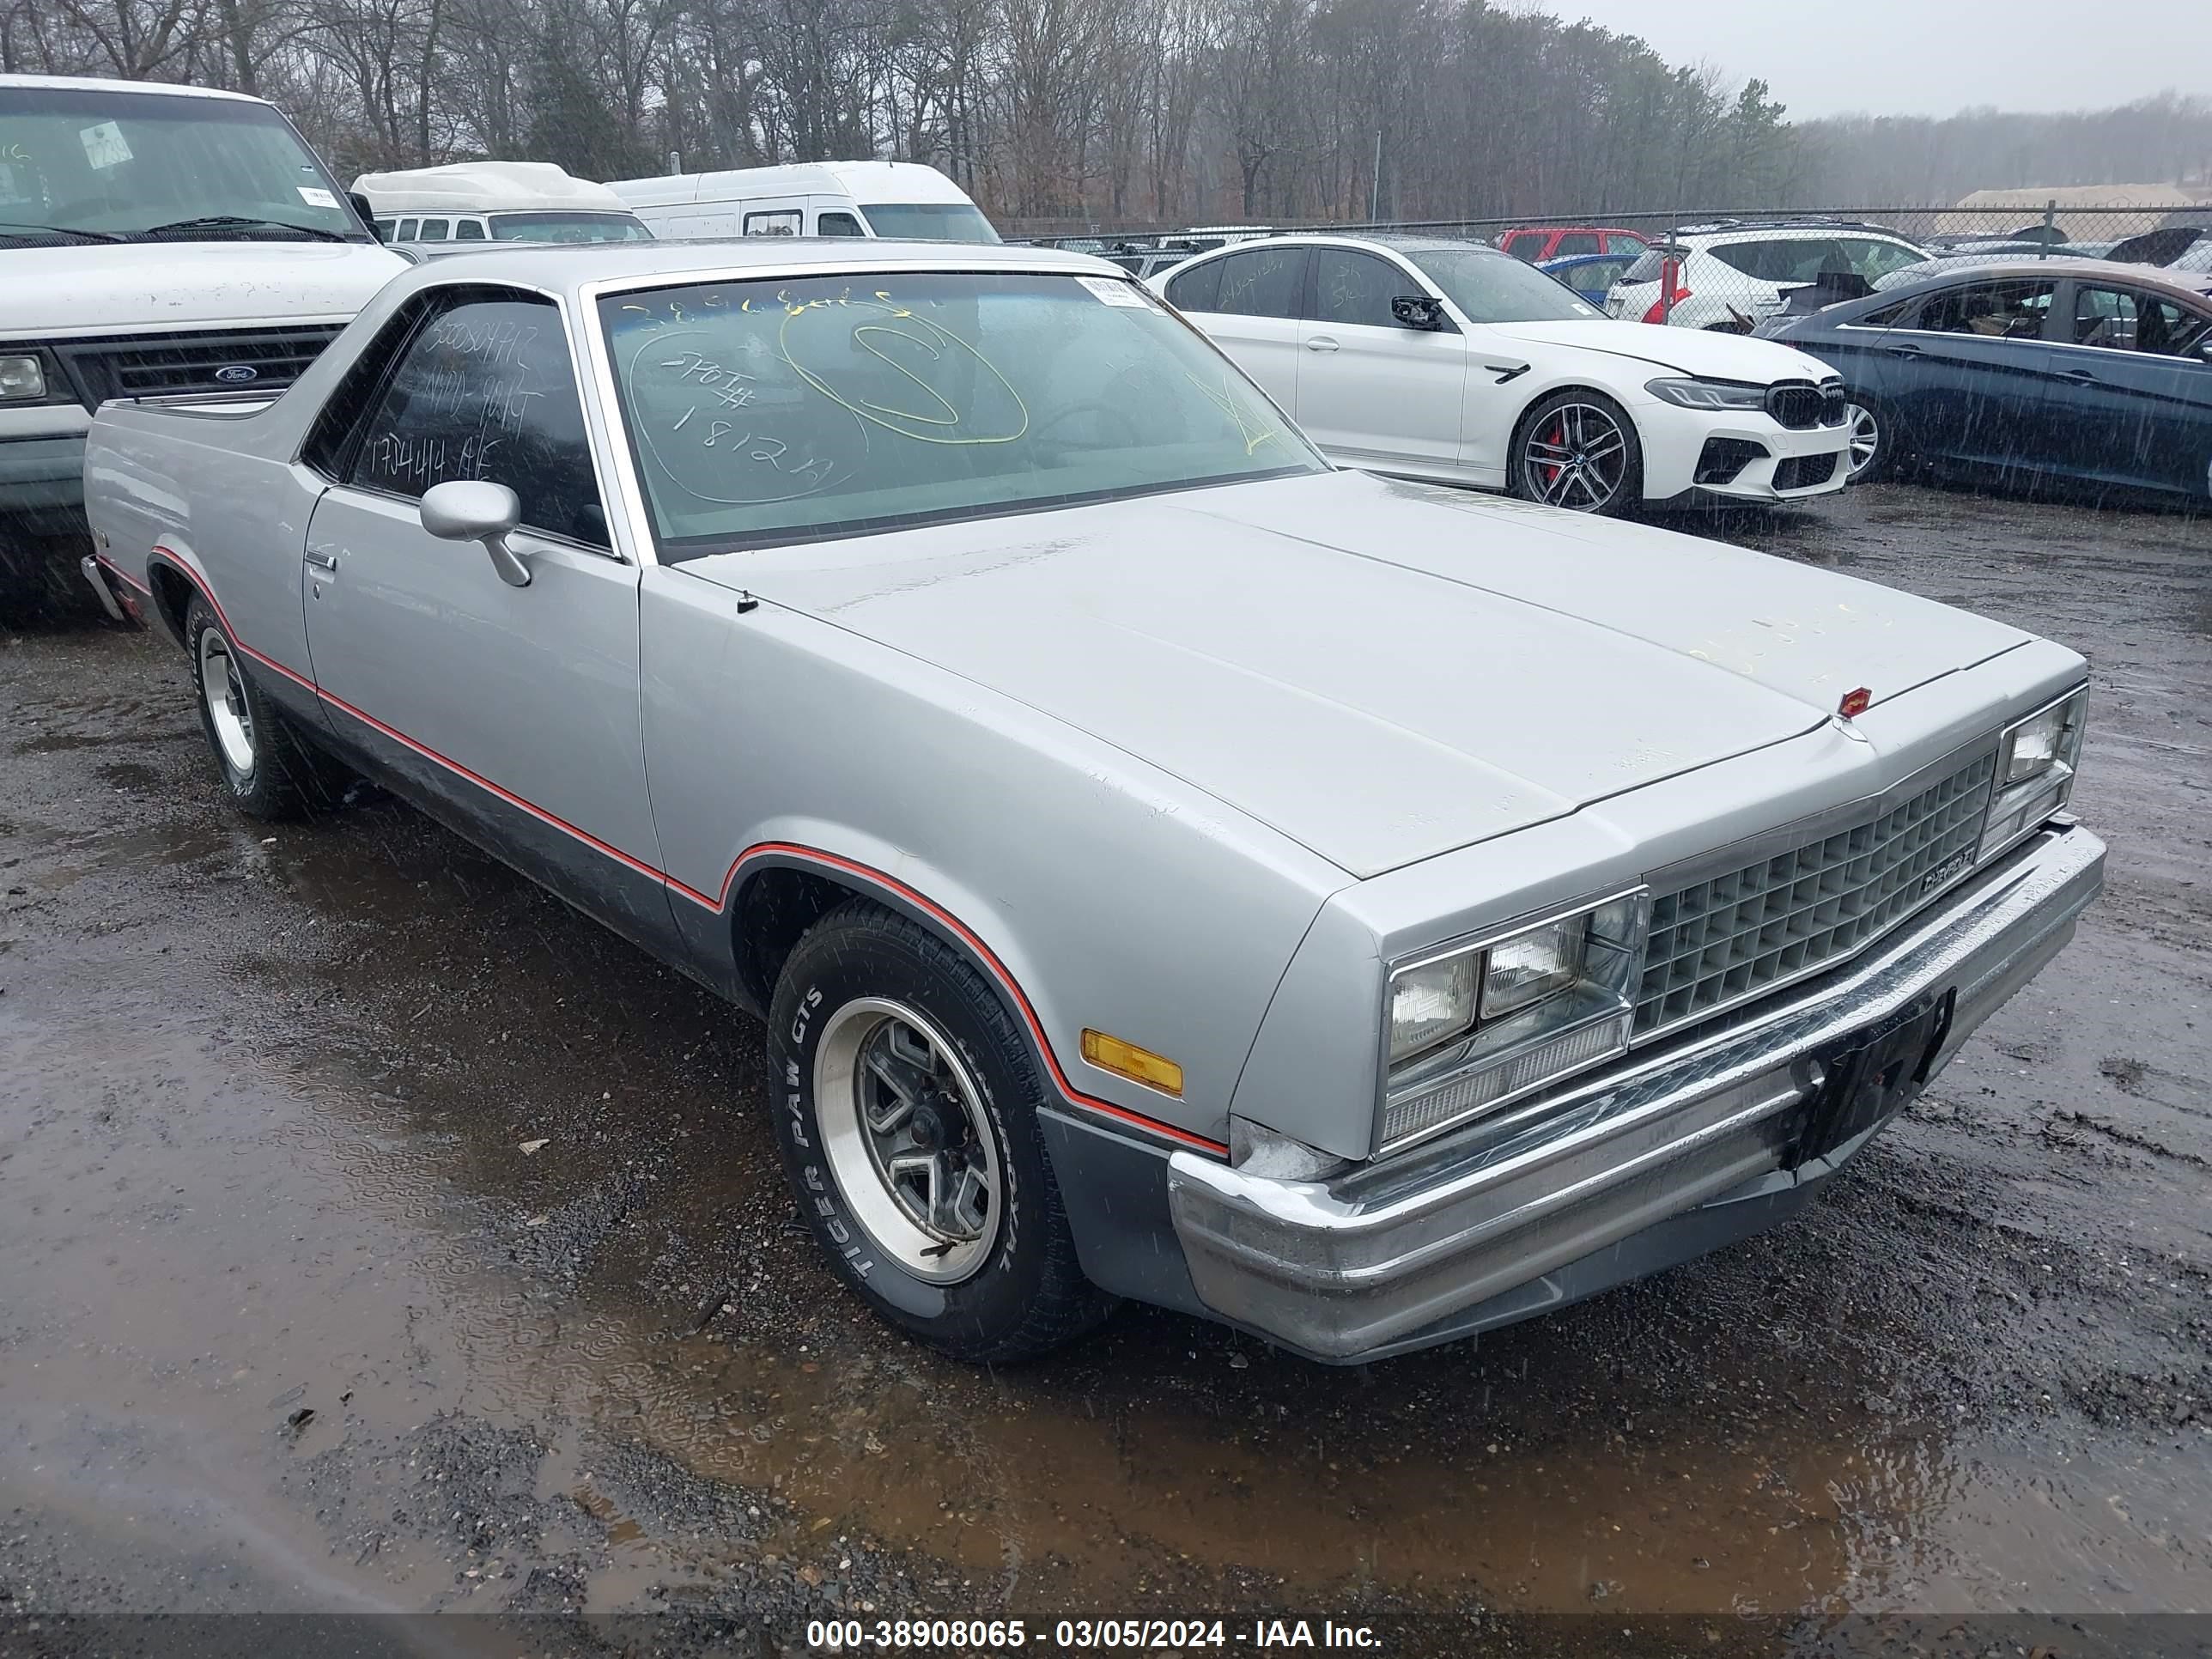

left=0, top=72, right=404, bottom=614
left=606, top=160, right=998, bottom=244
left=353, top=161, right=653, bottom=246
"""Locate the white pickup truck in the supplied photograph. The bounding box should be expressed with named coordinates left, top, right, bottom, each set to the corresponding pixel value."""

left=0, top=72, right=404, bottom=615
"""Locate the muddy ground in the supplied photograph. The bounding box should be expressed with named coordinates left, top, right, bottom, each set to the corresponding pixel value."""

left=1, top=482, right=2206, bottom=1658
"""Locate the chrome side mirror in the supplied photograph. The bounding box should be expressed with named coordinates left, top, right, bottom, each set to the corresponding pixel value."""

left=419, top=480, right=530, bottom=587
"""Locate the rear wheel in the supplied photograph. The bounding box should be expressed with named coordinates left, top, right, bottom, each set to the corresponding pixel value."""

left=184, top=595, right=346, bottom=820
left=1510, top=390, right=1644, bottom=515
left=767, top=899, right=1115, bottom=1362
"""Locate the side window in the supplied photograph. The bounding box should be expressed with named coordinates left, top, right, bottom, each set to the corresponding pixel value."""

left=1552, top=232, right=1601, bottom=258
left=1711, top=240, right=1836, bottom=283
left=1603, top=232, right=1644, bottom=256
left=2072, top=285, right=2137, bottom=349
left=345, top=295, right=609, bottom=548
left=1310, top=248, right=1411, bottom=327
left=417, top=218, right=449, bottom=242
left=374, top=218, right=395, bottom=239
left=744, top=209, right=801, bottom=237
left=1213, top=247, right=1307, bottom=319
left=1846, top=240, right=1925, bottom=280
left=2139, top=295, right=2212, bottom=358
left=1856, top=298, right=1915, bottom=327
left=1164, top=255, right=1224, bottom=313
left=1709, top=240, right=1778, bottom=280
left=395, top=218, right=419, bottom=240
left=454, top=218, right=486, bottom=241
left=816, top=210, right=865, bottom=237
left=1918, top=279, right=2056, bottom=339
left=1502, top=232, right=1540, bottom=262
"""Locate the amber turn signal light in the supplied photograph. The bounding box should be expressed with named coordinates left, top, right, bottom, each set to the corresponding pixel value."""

left=1080, top=1029, right=1184, bottom=1097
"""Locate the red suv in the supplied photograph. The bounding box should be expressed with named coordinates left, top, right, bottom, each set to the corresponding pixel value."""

left=1498, top=226, right=1649, bottom=263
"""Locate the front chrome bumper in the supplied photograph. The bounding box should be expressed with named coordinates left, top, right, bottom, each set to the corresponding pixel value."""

left=1166, top=823, right=2106, bottom=1362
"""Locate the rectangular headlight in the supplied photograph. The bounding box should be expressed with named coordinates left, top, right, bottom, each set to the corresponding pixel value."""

left=1388, top=954, right=1477, bottom=1064
left=0, top=355, right=46, bottom=400
left=1380, top=890, right=1649, bottom=1152
left=1978, top=687, right=2087, bottom=863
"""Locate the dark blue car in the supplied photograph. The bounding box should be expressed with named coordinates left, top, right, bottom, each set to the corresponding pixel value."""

left=1764, top=259, right=2212, bottom=503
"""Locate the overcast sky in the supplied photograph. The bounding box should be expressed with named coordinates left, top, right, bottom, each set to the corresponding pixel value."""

left=1544, top=0, right=2211, bottom=118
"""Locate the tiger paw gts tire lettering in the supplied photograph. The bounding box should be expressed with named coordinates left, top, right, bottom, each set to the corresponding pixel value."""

left=768, top=899, right=1115, bottom=1361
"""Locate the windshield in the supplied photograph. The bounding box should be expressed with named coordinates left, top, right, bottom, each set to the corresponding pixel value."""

left=599, top=270, right=1322, bottom=556
left=1407, top=248, right=1602, bottom=323
left=489, top=211, right=653, bottom=243
left=0, top=85, right=363, bottom=242
left=857, top=203, right=1001, bottom=244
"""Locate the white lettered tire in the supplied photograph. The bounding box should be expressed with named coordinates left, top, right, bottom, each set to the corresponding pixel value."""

left=766, top=899, right=1115, bottom=1361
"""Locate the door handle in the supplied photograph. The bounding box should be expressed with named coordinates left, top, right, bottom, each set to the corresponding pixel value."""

left=303, top=547, right=337, bottom=572
left=1882, top=343, right=1922, bottom=357
left=1304, top=337, right=1340, bottom=353
left=2059, top=367, right=2098, bottom=381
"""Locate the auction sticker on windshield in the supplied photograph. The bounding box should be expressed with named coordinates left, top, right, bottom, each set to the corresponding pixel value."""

left=1079, top=275, right=1150, bottom=307
left=79, top=120, right=131, bottom=169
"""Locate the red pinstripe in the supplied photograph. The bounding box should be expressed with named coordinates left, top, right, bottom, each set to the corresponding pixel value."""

left=142, top=547, right=1228, bottom=1157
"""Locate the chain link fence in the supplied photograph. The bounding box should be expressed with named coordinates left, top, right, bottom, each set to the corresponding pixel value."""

left=1019, top=204, right=2212, bottom=331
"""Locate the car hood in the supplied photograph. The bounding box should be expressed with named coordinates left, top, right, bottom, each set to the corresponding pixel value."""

left=694, top=471, right=2028, bottom=878
left=0, top=241, right=405, bottom=338
left=1482, top=319, right=1836, bottom=383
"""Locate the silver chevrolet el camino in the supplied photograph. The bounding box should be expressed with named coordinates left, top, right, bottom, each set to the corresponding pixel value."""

left=82, top=240, right=2106, bottom=1364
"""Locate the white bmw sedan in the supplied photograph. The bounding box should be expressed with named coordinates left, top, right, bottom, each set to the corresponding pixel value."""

left=1154, top=234, right=1854, bottom=514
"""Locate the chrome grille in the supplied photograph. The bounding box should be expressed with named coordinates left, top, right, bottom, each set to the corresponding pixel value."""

left=1635, top=752, right=1997, bottom=1035
left=57, top=325, right=344, bottom=404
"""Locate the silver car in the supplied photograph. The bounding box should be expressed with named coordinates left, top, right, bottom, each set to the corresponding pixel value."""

left=82, top=240, right=2106, bottom=1364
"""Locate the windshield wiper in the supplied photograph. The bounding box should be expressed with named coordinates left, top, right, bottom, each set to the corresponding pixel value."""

left=0, top=221, right=123, bottom=244
left=136, top=216, right=349, bottom=243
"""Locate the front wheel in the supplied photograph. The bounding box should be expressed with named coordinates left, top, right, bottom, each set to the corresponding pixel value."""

left=1841, top=393, right=1899, bottom=482
left=766, top=899, right=1115, bottom=1362
left=1510, top=390, right=1644, bottom=515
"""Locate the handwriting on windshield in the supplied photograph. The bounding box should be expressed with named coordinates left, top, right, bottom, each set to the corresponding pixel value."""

left=1182, top=369, right=1284, bottom=455
left=625, top=326, right=845, bottom=506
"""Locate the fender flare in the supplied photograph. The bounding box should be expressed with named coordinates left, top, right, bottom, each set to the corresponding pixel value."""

left=715, top=842, right=1228, bottom=1158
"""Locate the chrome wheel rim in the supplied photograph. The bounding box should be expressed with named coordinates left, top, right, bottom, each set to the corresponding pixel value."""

left=813, top=998, right=1001, bottom=1284
left=1522, top=404, right=1628, bottom=510
left=1844, top=403, right=1881, bottom=477
left=197, top=627, right=256, bottom=776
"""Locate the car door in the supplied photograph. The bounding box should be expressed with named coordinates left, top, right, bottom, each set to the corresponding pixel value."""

left=300, top=289, right=671, bottom=945
left=2047, top=280, right=2212, bottom=497
left=1880, top=276, right=2061, bottom=475
left=1169, top=246, right=1309, bottom=416
left=1293, top=246, right=1468, bottom=474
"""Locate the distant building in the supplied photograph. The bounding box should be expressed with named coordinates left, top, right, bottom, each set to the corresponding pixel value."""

left=1945, top=185, right=2212, bottom=239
